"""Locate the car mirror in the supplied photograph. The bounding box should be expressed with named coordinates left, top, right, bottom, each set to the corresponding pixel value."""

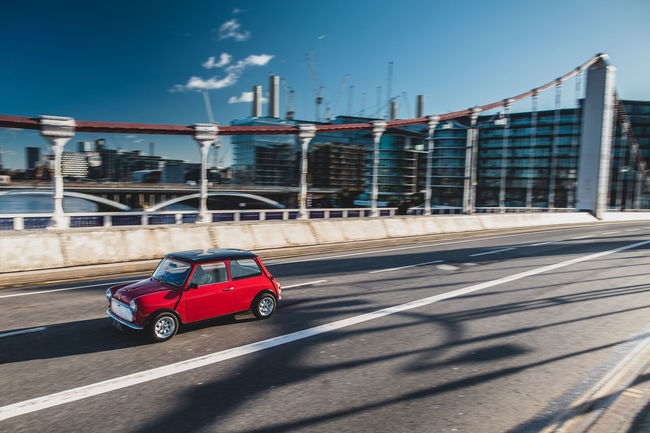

left=187, top=283, right=198, bottom=290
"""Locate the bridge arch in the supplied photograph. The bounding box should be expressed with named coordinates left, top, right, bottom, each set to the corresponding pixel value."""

left=147, top=192, right=283, bottom=211
left=0, top=190, right=130, bottom=211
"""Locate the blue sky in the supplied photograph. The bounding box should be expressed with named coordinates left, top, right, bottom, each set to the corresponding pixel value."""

left=1, top=0, right=649, bottom=169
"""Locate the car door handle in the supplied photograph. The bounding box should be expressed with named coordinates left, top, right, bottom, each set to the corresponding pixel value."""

left=223, top=287, right=234, bottom=292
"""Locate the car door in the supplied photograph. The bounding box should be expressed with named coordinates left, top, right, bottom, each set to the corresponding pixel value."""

left=228, top=258, right=270, bottom=312
left=184, top=262, right=234, bottom=322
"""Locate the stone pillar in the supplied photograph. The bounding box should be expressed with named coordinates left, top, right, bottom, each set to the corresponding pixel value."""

left=40, top=115, right=75, bottom=229
left=576, top=56, right=616, bottom=218
left=371, top=121, right=386, bottom=216
left=193, top=123, right=218, bottom=223
left=424, top=115, right=440, bottom=215
left=297, top=124, right=316, bottom=219
left=463, top=108, right=481, bottom=214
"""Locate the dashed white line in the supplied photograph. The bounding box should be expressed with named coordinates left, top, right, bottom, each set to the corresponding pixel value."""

left=469, top=247, right=515, bottom=257
left=602, top=231, right=621, bottom=235
left=2, top=238, right=648, bottom=421
left=0, top=327, right=47, bottom=339
left=570, top=234, right=596, bottom=240
left=368, top=260, right=443, bottom=274
left=282, top=280, right=327, bottom=289
left=624, top=228, right=640, bottom=232
left=530, top=241, right=555, bottom=246
left=0, top=279, right=142, bottom=299
left=438, top=264, right=459, bottom=271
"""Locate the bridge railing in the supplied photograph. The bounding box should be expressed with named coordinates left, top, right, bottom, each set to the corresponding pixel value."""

left=0, top=207, right=579, bottom=231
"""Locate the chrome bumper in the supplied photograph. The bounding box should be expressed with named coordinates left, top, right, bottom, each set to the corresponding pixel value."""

left=107, top=309, right=144, bottom=330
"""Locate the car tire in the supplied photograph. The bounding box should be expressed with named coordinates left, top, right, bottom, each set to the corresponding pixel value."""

left=252, top=292, right=276, bottom=319
left=147, top=312, right=179, bottom=342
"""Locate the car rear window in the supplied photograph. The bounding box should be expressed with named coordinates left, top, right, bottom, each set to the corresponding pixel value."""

left=229, top=259, right=262, bottom=280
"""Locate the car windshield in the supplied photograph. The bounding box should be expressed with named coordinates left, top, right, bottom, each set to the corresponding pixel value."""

left=152, top=258, right=192, bottom=287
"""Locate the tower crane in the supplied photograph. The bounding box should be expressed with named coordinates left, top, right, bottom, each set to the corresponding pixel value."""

left=281, top=77, right=295, bottom=120
left=330, top=74, right=349, bottom=120
left=306, top=51, right=324, bottom=121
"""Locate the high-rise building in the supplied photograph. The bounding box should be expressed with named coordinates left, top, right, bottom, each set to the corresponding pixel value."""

left=26, top=147, right=40, bottom=170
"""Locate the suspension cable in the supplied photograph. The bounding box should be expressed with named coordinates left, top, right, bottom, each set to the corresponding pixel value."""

left=0, top=54, right=608, bottom=136
left=548, top=80, right=562, bottom=207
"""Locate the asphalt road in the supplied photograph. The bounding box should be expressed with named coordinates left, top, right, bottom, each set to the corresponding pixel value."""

left=1, top=222, right=650, bottom=433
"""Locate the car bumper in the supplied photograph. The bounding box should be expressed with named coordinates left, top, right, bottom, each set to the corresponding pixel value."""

left=107, top=309, right=144, bottom=330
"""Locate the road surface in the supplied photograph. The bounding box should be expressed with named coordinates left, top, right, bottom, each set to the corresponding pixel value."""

left=1, top=222, right=650, bottom=432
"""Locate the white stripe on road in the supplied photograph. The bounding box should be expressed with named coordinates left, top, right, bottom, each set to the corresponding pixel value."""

left=0, top=279, right=142, bottom=299
left=469, top=247, right=515, bottom=257
left=570, top=234, right=596, bottom=240
left=267, top=228, right=585, bottom=266
left=625, top=228, right=640, bottom=232
left=530, top=241, right=555, bottom=246
left=368, top=260, right=443, bottom=274
left=2, top=238, right=647, bottom=421
left=0, top=327, right=47, bottom=339
left=282, top=280, right=327, bottom=289
left=602, top=231, right=621, bottom=235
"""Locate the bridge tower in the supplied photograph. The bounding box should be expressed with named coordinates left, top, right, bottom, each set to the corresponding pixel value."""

left=576, top=55, right=617, bottom=218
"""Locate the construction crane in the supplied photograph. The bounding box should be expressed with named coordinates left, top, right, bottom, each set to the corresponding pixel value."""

left=330, top=74, right=349, bottom=120
left=281, top=77, right=295, bottom=120
left=306, top=51, right=324, bottom=121
left=401, top=90, right=412, bottom=118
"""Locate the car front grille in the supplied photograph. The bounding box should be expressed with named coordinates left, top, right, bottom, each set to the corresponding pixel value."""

left=111, top=298, right=133, bottom=322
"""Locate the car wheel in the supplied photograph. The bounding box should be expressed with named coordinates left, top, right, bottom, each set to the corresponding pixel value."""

left=147, top=312, right=179, bottom=342
left=252, top=293, right=276, bottom=319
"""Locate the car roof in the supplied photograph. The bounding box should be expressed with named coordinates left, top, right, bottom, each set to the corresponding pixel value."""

left=165, top=249, right=257, bottom=264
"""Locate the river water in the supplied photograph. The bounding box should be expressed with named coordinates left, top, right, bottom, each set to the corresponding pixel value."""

left=0, top=192, right=98, bottom=214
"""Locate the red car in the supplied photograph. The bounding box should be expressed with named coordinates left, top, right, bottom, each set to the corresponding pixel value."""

left=106, top=249, right=281, bottom=342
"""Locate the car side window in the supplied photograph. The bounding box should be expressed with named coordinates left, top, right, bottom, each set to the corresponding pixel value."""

left=229, top=259, right=262, bottom=280
left=190, top=262, right=228, bottom=286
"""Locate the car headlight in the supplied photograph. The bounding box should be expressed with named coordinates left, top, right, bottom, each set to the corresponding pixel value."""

left=106, top=289, right=112, bottom=301
left=129, top=299, right=138, bottom=313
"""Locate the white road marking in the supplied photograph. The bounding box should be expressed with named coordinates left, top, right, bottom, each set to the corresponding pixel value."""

left=0, top=279, right=142, bottom=299
left=469, top=247, right=515, bottom=257
left=0, top=327, right=47, bottom=339
left=282, top=280, right=327, bottom=289
left=368, top=260, right=443, bottom=274
left=530, top=241, right=555, bottom=246
left=625, top=228, right=640, bottom=232
left=438, top=264, right=459, bottom=271
left=266, top=228, right=587, bottom=266
left=1, top=238, right=648, bottom=421
left=570, top=234, right=596, bottom=240
left=602, top=231, right=621, bottom=235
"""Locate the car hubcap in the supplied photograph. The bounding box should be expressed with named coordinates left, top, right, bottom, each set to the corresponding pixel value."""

left=259, top=297, right=274, bottom=316
left=155, top=317, right=175, bottom=338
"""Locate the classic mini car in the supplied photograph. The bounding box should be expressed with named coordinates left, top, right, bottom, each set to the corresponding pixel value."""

left=106, top=249, right=281, bottom=342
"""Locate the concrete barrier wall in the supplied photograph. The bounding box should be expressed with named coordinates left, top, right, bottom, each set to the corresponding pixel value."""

left=3, top=211, right=642, bottom=273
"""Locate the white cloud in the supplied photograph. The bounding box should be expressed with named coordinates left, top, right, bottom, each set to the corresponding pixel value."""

left=317, top=34, right=327, bottom=40
left=134, top=139, right=144, bottom=143
left=171, top=53, right=274, bottom=92
left=232, top=8, right=247, bottom=14
left=228, top=91, right=268, bottom=104
left=217, top=19, right=250, bottom=42
left=203, top=53, right=232, bottom=69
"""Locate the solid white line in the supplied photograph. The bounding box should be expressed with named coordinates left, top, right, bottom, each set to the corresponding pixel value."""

left=570, top=234, right=596, bottom=240
left=282, top=280, right=327, bottom=289
left=2, top=238, right=647, bottom=421
left=625, top=228, right=640, bottom=232
left=0, top=327, right=47, bottom=339
left=469, top=247, right=515, bottom=257
left=368, top=260, right=444, bottom=274
left=0, top=279, right=142, bottom=299
left=530, top=241, right=555, bottom=246
left=602, top=231, right=621, bottom=235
